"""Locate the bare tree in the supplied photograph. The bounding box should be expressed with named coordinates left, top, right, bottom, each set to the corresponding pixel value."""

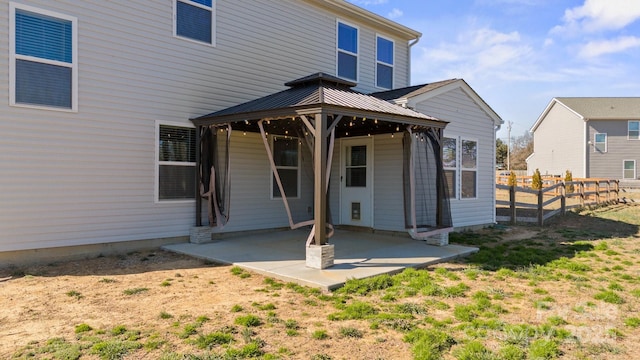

left=509, top=131, right=533, bottom=170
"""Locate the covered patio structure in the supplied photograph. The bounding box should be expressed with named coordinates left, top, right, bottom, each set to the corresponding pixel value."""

left=191, top=73, right=454, bottom=269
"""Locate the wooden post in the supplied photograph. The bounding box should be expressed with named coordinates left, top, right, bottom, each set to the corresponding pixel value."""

left=595, top=180, right=600, bottom=204
left=537, top=188, right=543, bottom=226
left=580, top=181, right=585, bottom=207
left=509, top=185, right=516, bottom=225
left=561, top=182, right=566, bottom=215
left=313, top=113, right=327, bottom=246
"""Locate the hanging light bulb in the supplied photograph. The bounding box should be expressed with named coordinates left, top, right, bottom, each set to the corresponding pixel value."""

left=243, top=131, right=246, bottom=136
left=391, top=133, right=395, bottom=138
left=396, top=125, right=400, bottom=132
left=374, top=119, right=378, bottom=124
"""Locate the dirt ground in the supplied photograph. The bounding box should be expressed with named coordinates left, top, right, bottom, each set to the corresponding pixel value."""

left=0, top=251, right=415, bottom=359
left=2, top=201, right=640, bottom=359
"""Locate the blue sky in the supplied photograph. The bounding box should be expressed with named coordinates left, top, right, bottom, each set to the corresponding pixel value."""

left=347, top=0, right=640, bottom=141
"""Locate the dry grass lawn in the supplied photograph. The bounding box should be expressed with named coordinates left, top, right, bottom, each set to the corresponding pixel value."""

left=2, top=201, right=640, bottom=359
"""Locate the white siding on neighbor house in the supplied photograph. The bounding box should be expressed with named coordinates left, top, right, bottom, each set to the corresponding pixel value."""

left=412, top=88, right=496, bottom=228
left=528, top=102, right=585, bottom=177
left=0, top=0, right=412, bottom=252
left=587, top=120, right=640, bottom=179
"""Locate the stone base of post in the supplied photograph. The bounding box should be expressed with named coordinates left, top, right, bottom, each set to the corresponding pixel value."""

left=305, top=244, right=335, bottom=269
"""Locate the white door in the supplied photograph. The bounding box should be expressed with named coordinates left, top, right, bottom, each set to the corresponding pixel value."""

left=340, top=138, right=373, bottom=227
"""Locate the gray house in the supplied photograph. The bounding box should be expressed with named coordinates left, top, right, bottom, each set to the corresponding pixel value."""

left=1, top=0, right=501, bottom=265
left=527, top=97, right=640, bottom=182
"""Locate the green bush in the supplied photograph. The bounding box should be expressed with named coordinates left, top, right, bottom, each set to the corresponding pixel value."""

left=531, top=169, right=543, bottom=190
left=564, top=170, right=574, bottom=193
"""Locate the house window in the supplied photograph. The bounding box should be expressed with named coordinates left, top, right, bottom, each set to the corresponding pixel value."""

left=337, top=21, right=358, bottom=81
left=629, top=121, right=640, bottom=140
left=175, top=0, right=214, bottom=44
left=442, top=137, right=457, bottom=199
left=461, top=139, right=478, bottom=199
left=376, top=35, right=394, bottom=89
left=10, top=3, right=77, bottom=110
left=623, top=160, right=636, bottom=180
left=594, top=133, right=607, bottom=152
left=157, top=123, right=197, bottom=201
left=272, top=136, right=299, bottom=198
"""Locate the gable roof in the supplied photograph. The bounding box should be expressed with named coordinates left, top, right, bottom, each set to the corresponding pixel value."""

left=371, top=79, right=503, bottom=127
left=370, top=79, right=459, bottom=101
left=530, top=97, right=640, bottom=132
left=192, top=73, right=445, bottom=129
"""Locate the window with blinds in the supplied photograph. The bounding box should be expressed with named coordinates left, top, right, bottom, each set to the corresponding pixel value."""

left=175, top=0, right=214, bottom=44
left=158, top=124, right=197, bottom=201
left=11, top=4, right=76, bottom=110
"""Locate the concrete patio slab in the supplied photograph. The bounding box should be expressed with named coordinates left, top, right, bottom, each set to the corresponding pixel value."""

left=163, top=229, right=477, bottom=291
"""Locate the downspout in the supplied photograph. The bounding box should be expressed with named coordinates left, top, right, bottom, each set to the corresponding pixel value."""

left=407, top=35, right=421, bottom=85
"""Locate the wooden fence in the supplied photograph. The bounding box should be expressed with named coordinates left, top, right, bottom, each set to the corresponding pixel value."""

left=496, top=177, right=619, bottom=226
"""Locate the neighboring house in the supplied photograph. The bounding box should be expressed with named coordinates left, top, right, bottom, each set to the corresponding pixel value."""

left=527, top=97, right=640, bottom=182
left=0, top=0, right=502, bottom=264
left=372, top=79, right=504, bottom=229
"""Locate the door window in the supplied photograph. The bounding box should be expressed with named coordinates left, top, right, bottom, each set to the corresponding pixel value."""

left=346, top=145, right=367, bottom=187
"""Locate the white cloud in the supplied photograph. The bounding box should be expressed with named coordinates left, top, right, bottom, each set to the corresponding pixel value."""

left=387, top=8, right=403, bottom=19
left=578, top=36, right=640, bottom=57
left=553, top=0, right=640, bottom=34
left=413, top=27, right=535, bottom=82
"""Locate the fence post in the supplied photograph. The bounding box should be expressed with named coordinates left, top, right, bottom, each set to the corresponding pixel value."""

left=595, top=180, right=600, bottom=204
left=510, top=185, right=516, bottom=225
left=537, top=188, right=543, bottom=226
left=580, top=181, right=585, bottom=207
left=561, top=182, right=566, bottom=215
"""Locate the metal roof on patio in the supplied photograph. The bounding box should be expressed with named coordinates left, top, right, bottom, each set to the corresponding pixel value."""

left=191, top=72, right=447, bottom=130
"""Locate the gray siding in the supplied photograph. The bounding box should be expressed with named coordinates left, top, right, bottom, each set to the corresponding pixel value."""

left=411, top=88, right=496, bottom=228
left=0, top=0, right=412, bottom=251
left=211, top=132, right=314, bottom=233
left=528, top=103, right=586, bottom=177
left=373, top=136, right=405, bottom=231
left=588, top=120, right=640, bottom=179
